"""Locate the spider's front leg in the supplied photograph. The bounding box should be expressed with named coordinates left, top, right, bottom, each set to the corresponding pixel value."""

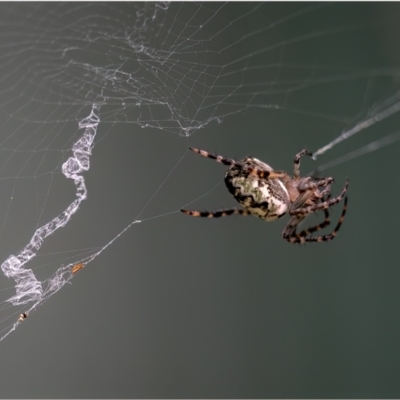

left=289, top=177, right=333, bottom=213
left=290, top=179, right=349, bottom=216
left=189, top=147, right=286, bottom=179
left=293, top=148, right=313, bottom=178
left=282, top=208, right=331, bottom=243
left=283, top=197, right=348, bottom=243
left=297, top=177, right=334, bottom=192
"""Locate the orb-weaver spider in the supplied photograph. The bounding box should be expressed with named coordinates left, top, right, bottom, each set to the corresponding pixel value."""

left=181, top=147, right=348, bottom=244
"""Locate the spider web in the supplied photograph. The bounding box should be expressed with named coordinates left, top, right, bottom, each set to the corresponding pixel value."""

left=0, top=2, right=400, bottom=397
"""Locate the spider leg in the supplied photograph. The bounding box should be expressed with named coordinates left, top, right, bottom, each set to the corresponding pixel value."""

left=297, top=177, right=334, bottom=192
left=181, top=208, right=251, bottom=218
left=286, top=194, right=331, bottom=236
left=283, top=197, right=348, bottom=243
left=282, top=210, right=330, bottom=243
left=290, top=179, right=348, bottom=216
left=189, top=147, right=286, bottom=179
left=289, top=178, right=334, bottom=213
left=289, top=190, right=315, bottom=213
left=297, top=208, right=330, bottom=237
left=317, top=182, right=332, bottom=198
left=282, top=215, right=305, bottom=238
left=293, top=148, right=313, bottom=178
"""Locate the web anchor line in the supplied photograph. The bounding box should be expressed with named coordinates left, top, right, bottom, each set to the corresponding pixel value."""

left=0, top=104, right=100, bottom=342
left=312, top=98, right=400, bottom=159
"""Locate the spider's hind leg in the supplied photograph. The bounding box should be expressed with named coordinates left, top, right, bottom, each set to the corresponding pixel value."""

left=181, top=208, right=251, bottom=218
left=189, top=147, right=242, bottom=168
left=290, top=179, right=349, bottom=216
left=189, top=147, right=286, bottom=179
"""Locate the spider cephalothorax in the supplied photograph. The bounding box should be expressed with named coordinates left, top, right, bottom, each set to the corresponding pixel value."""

left=181, top=147, right=348, bottom=244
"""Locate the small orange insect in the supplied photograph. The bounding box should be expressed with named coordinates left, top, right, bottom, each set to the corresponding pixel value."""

left=71, top=263, right=85, bottom=274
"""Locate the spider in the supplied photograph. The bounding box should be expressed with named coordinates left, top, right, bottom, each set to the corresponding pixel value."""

left=181, top=147, right=348, bottom=244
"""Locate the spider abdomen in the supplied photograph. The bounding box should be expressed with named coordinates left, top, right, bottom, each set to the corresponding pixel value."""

left=224, top=157, right=290, bottom=221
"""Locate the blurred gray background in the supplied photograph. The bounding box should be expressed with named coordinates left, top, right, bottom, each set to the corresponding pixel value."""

left=0, top=2, right=399, bottom=398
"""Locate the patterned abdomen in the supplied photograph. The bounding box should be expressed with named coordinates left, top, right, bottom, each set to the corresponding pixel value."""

left=224, top=157, right=290, bottom=221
